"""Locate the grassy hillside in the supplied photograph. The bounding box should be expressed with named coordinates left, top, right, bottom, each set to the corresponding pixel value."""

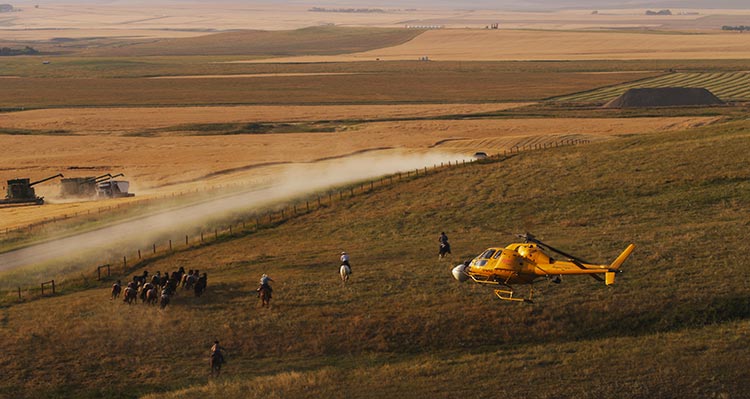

left=1, top=120, right=749, bottom=398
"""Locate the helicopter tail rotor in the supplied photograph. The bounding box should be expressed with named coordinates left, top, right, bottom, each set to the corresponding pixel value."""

left=609, top=244, right=635, bottom=270
left=604, top=244, right=635, bottom=285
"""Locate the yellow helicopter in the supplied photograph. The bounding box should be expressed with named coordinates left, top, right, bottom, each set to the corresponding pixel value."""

left=452, top=233, right=635, bottom=303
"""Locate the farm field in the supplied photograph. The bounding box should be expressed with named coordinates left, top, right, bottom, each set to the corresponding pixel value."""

left=0, top=70, right=660, bottom=108
left=1, top=119, right=749, bottom=398
left=0, top=115, right=716, bottom=231
left=2, top=5, right=750, bottom=397
left=242, top=29, right=750, bottom=63
left=553, top=71, right=750, bottom=103
left=2, top=4, right=749, bottom=42
left=0, top=103, right=531, bottom=135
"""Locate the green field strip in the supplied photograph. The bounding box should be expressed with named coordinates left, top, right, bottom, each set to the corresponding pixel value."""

left=687, top=73, right=737, bottom=90
left=711, top=74, right=750, bottom=98
left=554, top=72, right=750, bottom=104
left=716, top=86, right=750, bottom=100
left=658, top=74, right=712, bottom=87
left=649, top=73, right=700, bottom=86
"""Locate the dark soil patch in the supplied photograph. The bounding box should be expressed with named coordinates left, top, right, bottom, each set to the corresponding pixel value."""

left=603, top=87, right=724, bottom=108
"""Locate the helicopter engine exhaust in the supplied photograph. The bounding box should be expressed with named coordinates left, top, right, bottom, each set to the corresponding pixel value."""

left=452, top=263, right=470, bottom=283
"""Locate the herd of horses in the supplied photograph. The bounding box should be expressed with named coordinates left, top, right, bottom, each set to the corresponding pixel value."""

left=111, top=268, right=208, bottom=309
left=111, top=240, right=448, bottom=311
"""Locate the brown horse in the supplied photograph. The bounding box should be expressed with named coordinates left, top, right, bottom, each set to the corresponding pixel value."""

left=258, top=286, right=271, bottom=307
left=111, top=282, right=121, bottom=300
left=210, top=352, right=224, bottom=377
left=159, top=292, right=170, bottom=309
left=123, top=287, right=137, bottom=304
left=145, top=287, right=158, bottom=305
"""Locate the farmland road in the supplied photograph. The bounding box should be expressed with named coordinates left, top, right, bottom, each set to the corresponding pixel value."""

left=0, top=150, right=470, bottom=273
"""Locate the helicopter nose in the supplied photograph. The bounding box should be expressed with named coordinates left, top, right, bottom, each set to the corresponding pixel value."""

left=452, top=264, right=469, bottom=283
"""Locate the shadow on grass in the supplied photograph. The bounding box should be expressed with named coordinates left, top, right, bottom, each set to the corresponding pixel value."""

left=566, top=295, right=750, bottom=341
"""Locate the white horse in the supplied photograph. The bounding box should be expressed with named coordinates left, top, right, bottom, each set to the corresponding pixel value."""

left=340, top=264, right=351, bottom=284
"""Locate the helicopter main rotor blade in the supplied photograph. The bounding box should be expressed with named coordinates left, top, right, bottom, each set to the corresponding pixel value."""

left=518, top=233, right=605, bottom=282
left=517, top=232, right=591, bottom=264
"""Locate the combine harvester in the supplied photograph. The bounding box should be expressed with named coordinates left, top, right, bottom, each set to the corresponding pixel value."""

left=96, top=175, right=135, bottom=198
left=1, top=174, right=64, bottom=206
left=59, top=173, right=130, bottom=199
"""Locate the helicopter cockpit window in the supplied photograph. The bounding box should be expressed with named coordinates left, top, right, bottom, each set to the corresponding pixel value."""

left=479, top=249, right=496, bottom=259
left=492, top=250, right=503, bottom=259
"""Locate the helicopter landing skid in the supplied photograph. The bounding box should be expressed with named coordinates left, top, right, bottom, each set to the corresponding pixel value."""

left=494, top=285, right=534, bottom=304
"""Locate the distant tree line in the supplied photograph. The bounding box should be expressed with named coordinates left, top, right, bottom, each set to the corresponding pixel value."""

left=722, top=25, right=749, bottom=31
left=0, top=46, right=39, bottom=56
left=0, top=4, right=14, bottom=12
left=645, top=9, right=672, bottom=15
left=309, top=7, right=385, bottom=13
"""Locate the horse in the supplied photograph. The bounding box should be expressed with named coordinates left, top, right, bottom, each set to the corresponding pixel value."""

left=123, top=287, right=137, bottom=304
left=159, top=291, right=170, bottom=309
left=194, top=276, right=207, bottom=297
left=145, top=287, right=158, bottom=305
left=139, top=283, right=154, bottom=303
left=340, top=264, right=351, bottom=284
left=183, top=273, right=196, bottom=290
left=210, top=352, right=224, bottom=377
left=111, top=283, right=121, bottom=300
left=439, top=242, right=451, bottom=259
left=258, top=285, right=271, bottom=307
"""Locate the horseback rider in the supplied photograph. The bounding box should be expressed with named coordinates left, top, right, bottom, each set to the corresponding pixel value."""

left=257, top=273, right=273, bottom=298
left=210, top=340, right=226, bottom=364
left=438, top=232, right=451, bottom=258
left=340, top=251, right=351, bottom=273
left=439, top=232, right=449, bottom=246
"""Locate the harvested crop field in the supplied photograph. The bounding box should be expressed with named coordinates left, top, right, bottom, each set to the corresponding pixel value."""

left=0, top=103, right=531, bottom=135
left=0, top=115, right=717, bottom=231
left=240, top=29, right=750, bottom=63
left=0, top=71, right=660, bottom=108
left=0, top=116, right=717, bottom=193
left=554, top=72, right=750, bottom=104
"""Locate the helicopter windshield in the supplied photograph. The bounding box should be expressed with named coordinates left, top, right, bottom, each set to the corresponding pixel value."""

left=479, top=249, right=496, bottom=259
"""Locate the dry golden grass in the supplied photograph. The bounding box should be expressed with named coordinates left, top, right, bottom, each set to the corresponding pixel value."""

left=248, top=29, right=750, bottom=63
left=0, top=103, right=531, bottom=135
left=3, top=5, right=746, bottom=42
left=0, top=116, right=717, bottom=231
left=1, top=119, right=749, bottom=398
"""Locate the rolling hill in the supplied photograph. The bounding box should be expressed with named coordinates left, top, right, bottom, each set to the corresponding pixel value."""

left=1, top=118, right=749, bottom=398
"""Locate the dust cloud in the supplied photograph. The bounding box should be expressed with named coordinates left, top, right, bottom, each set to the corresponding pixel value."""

left=0, top=150, right=472, bottom=278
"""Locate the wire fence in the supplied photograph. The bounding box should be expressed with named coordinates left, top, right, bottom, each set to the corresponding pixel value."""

left=2, top=139, right=589, bottom=303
